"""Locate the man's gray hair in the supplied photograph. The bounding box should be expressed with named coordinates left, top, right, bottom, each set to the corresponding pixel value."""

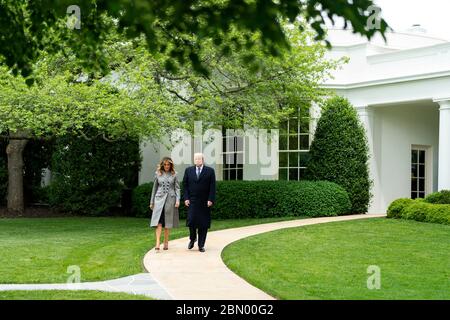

left=194, top=152, right=205, bottom=161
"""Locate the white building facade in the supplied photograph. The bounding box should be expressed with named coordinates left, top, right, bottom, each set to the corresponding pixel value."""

left=139, top=27, right=450, bottom=214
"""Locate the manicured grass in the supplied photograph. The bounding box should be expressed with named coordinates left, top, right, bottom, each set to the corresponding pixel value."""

left=222, top=218, right=450, bottom=300
left=0, top=290, right=152, bottom=300
left=0, top=216, right=298, bottom=284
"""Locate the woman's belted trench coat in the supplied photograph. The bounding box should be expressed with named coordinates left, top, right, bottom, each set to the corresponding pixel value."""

left=149, top=171, right=180, bottom=228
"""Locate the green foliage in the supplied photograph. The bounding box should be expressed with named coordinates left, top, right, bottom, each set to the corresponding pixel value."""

left=306, top=96, right=372, bottom=213
left=278, top=181, right=352, bottom=217
left=387, top=198, right=450, bottom=225
left=23, top=139, right=54, bottom=204
left=0, top=19, right=342, bottom=212
left=132, top=180, right=351, bottom=219
left=131, top=183, right=153, bottom=218
left=48, top=131, right=141, bottom=215
left=0, top=0, right=388, bottom=80
left=402, top=202, right=450, bottom=225
left=424, top=190, right=450, bottom=204
left=0, top=23, right=338, bottom=142
left=386, top=198, right=415, bottom=219
left=0, top=156, right=6, bottom=206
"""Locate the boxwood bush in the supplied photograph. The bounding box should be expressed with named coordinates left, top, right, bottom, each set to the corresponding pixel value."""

left=387, top=197, right=450, bottom=225
left=424, top=190, right=450, bottom=204
left=386, top=198, right=415, bottom=219
left=132, top=180, right=351, bottom=219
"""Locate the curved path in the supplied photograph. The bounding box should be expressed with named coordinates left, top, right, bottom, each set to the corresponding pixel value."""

left=143, top=214, right=386, bottom=300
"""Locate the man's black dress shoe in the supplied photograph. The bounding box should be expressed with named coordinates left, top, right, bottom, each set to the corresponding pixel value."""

left=199, top=247, right=205, bottom=252
left=188, top=240, right=195, bottom=250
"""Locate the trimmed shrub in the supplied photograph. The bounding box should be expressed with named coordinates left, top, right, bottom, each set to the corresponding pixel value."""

left=424, top=190, right=450, bottom=204
left=402, top=201, right=428, bottom=222
left=402, top=202, right=450, bottom=225
left=277, top=181, right=351, bottom=217
left=132, top=180, right=351, bottom=219
left=306, top=96, right=372, bottom=214
left=387, top=198, right=450, bottom=225
left=386, top=198, right=414, bottom=219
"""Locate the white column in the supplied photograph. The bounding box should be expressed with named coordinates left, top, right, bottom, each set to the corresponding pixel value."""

left=356, top=106, right=381, bottom=214
left=434, top=99, right=450, bottom=191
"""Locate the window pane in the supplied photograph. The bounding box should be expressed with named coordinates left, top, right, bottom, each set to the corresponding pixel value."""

left=418, top=192, right=425, bottom=199
left=280, top=121, right=288, bottom=134
left=419, top=178, right=425, bottom=192
left=279, top=135, right=288, bottom=150
left=236, top=152, right=244, bottom=166
left=236, top=137, right=244, bottom=151
left=419, top=150, right=425, bottom=164
left=289, top=168, right=298, bottom=181
left=279, top=152, right=288, bottom=167
left=224, top=137, right=234, bottom=153
left=289, top=152, right=299, bottom=167
left=300, top=152, right=311, bottom=167
left=279, top=168, right=288, bottom=180
left=411, top=164, right=417, bottom=178
left=411, top=150, right=418, bottom=164
left=237, top=169, right=243, bottom=180
left=419, top=165, right=425, bottom=178
left=300, top=106, right=310, bottom=118
left=299, top=168, right=306, bottom=179
left=300, top=117, right=310, bottom=134
left=300, top=135, right=309, bottom=150
left=411, top=192, right=417, bottom=199
left=411, top=178, right=417, bottom=192
left=230, top=170, right=236, bottom=180
left=289, top=118, right=299, bottom=134
left=289, top=135, right=298, bottom=150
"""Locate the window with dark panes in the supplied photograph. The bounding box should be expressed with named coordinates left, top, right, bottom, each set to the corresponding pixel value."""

left=411, top=148, right=426, bottom=199
left=278, top=105, right=311, bottom=181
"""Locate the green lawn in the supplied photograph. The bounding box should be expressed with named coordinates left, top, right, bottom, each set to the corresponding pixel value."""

left=0, top=290, right=152, bottom=300
left=222, top=218, right=450, bottom=300
left=0, top=216, right=298, bottom=284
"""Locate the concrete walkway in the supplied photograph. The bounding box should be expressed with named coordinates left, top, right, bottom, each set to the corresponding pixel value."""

left=0, top=273, right=172, bottom=300
left=143, top=214, right=386, bottom=300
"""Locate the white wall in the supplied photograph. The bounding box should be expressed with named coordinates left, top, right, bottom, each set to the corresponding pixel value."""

left=374, top=103, right=439, bottom=212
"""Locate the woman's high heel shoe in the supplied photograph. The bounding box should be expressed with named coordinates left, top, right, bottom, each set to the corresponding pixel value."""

left=163, top=242, right=169, bottom=250
left=155, top=245, right=160, bottom=252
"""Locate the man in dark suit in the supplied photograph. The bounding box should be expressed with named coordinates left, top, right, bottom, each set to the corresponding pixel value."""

left=183, top=153, right=216, bottom=252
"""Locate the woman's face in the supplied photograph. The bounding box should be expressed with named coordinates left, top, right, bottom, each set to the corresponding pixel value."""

left=163, top=161, right=171, bottom=172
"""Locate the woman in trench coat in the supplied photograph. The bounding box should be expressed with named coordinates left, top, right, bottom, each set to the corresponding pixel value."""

left=149, top=157, right=180, bottom=251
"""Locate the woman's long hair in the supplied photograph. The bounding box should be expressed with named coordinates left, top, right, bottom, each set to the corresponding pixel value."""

left=156, top=157, right=176, bottom=176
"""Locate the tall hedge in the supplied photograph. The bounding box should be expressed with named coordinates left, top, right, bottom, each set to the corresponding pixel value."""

left=132, top=180, right=351, bottom=219
left=305, top=96, right=372, bottom=213
left=48, top=131, right=141, bottom=215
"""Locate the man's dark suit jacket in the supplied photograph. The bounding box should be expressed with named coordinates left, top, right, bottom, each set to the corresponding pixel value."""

left=183, top=165, right=216, bottom=229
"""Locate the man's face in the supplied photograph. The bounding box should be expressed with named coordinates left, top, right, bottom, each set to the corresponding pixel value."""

left=194, top=155, right=203, bottom=167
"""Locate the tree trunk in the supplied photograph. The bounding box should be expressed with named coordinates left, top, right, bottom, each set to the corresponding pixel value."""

left=6, top=130, right=29, bottom=214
